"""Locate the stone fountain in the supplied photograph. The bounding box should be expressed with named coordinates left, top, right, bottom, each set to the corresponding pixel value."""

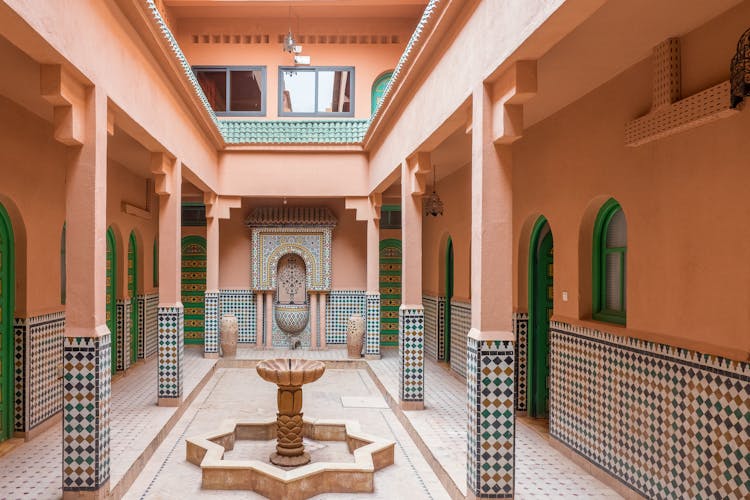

left=256, top=358, right=325, bottom=466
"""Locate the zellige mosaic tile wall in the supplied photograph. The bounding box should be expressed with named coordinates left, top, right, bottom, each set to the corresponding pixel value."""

left=218, top=289, right=256, bottom=343
left=326, top=290, right=366, bottom=344
left=513, top=311, right=528, bottom=412
left=423, top=295, right=438, bottom=361
left=450, top=301, right=471, bottom=378
left=549, top=321, right=750, bottom=499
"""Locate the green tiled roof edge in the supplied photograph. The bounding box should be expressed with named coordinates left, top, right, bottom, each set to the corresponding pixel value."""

left=219, top=119, right=369, bottom=144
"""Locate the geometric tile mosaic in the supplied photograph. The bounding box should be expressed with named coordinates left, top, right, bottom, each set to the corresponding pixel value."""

left=116, top=299, right=131, bottom=372
left=467, top=337, right=515, bottom=499
left=423, top=295, right=438, bottom=361
left=437, top=296, right=446, bottom=361
left=365, top=292, right=380, bottom=356
left=157, top=306, right=183, bottom=400
left=144, top=294, right=159, bottom=358
left=450, top=301, right=471, bottom=378
left=137, top=295, right=146, bottom=359
left=549, top=321, right=750, bottom=499
left=218, top=289, right=256, bottom=343
left=326, top=290, right=366, bottom=344
left=13, top=317, right=26, bottom=433
left=513, top=311, right=528, bottom=412
left=62, top=334, right=111, bottom=491
left=203, top=291, right=219, bottom=354
left=398, top=305, right=424, bottom=402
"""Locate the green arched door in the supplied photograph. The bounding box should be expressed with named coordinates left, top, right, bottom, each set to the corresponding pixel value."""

left=529, top=219, right=553, bottom=418
left=0, top=204, right=15, bottom=441
left=107, top=228, right=117, bottom=375
left=182, top=236, right=206, bottom=344
left=128, top=232, right=138, bottom=364
left=379, top=239, right=401, bottom=347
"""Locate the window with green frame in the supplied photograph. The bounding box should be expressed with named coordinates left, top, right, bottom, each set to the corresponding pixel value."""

left=592, top=198, right=627, bottom=324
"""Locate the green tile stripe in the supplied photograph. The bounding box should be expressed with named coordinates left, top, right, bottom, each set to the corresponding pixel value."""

left=181, top=237, right=206, bottom=344
left=220, top=119, right=369, bottom=144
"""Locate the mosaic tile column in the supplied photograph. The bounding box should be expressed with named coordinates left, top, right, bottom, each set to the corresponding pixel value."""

left=467, top=335, right=515, bottom=499
left=513, top=312, right=528, bottom=412
left=63, top=333, right=111, bottom=494
left=203, top=291, right=219, bottom=357
left=115, top=299, right=131, bottom=372
left=398, top=305, right=424, bottom=410
left=157, top=306, right=183, bottom=405
left=365, top=292, right=381, bottom=358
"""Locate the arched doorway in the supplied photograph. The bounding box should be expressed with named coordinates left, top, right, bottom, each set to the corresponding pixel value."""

left=128, top=232, right=138, bottom=364
left=0, top=203, right=15, bottom=441
left=444, top=237, right=454, bottom=362
left=379, top=239, right=401, bottom=347
left=107, top=227, right=117, bottom=375
left=371, top=71, right=393, bottom=115
left=528, top=217, right=553, bottom=419
left=182, top=236, right=207, bottom=344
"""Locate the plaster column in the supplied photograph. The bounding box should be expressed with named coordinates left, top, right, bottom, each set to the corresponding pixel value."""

left=318, top=293, right=327, bottom=349
left=155, top=153, right=183, bottom=407
left=466, top=83, right=515, bottom=500
left=365, top=214, right=381, bottom=359
left=255, top=292, right=264, bottom=348
left=265, top=291, right=273, bottom=348
left=399, top=157, right=426, bottom=411
left=203, top=214, right=219, bottom=358
left=310, top=293, right=318, bottom=349
left=61, top=84, right=111, bottom=499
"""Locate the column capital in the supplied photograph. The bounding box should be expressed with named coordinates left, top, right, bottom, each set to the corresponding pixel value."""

left=151, top=153, right=177, bottom=196
left=40, top=64, right=88, bottom=146
left=404, top=152, right=431, bottom=197
left=204, top=193, right=242, bottom=220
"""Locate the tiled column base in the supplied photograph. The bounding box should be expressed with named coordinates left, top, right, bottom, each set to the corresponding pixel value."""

left=365, top=292, right=381, bottom=359
left=398, top=305, right=424, bottom=410
left=204, top=291, right=219, bottom=358
left=62, top=333, right=111, bottom=497
left=157, top=306, right=184, bottom=406
left=115, top=299, right=131, bottom=372
left=467, top=332, right=515, bottom=499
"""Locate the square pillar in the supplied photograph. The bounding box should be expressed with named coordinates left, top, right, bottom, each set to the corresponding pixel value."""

left=310, top=293, right=319, bottom=349
left=115, top=298, right=131, bottom=372
left=467, top=335, right=515, bottom=499
left=398, top=305, right=424, bottom=409
left=318, top=293, right=327, bottom=349
left=203, top=213, right=219, bottom=358
left=365, top=292, right=381, bottom=358
left=255, top=292, right=263, bottom=347
left=61, top=84, right=111, bottom=498
left=154, top=154, right=183, bottom=406
left=264, top=291, right=273, bottom=348
left=365, top=208, right=381, bottom=359
left=203, top=291, right=219, bottom=357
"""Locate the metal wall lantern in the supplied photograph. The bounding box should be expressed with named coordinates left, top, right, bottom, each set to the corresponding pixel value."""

left=423, top=166, right=444, bottom=217
left=730, top=27, right=750, bottom=108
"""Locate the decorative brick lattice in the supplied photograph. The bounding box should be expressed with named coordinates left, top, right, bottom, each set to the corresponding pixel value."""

left=467, top=338, right=515, bottom=499
left=62, top=334, right=111, bottom=491
left=513, top=312, right=528, bottom=412
left=219, top=289, right=256, bottom=343
left=450, top=301, right=471, bottom=378
left=158, top=306, right=184, bottom=400
left=550, top=321, right=750, bottom=499
left=144, top=294, right=159, bottom=358
left=204, top=291, right=219, bottom=354
left=398, top=306, right=424, bottom=402
left=423, top=295, right=438, bottom=361
left=326, top=290, right=366, bottom=344
left=115, top=299, right=131, bottom=372
left=365, top=292, right=380, bottom=356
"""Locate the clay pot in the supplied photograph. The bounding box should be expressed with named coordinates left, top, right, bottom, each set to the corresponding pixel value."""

left=346, top=314, right=365, bottom=358
left=220, top=314, right=238, bottom=357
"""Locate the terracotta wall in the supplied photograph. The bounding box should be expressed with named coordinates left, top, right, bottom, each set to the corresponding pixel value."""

left=513, top=7, right=750, bottom=361
left=218, top=197, right=366, bottom=290
left=176, top=17, right=414, bottom=119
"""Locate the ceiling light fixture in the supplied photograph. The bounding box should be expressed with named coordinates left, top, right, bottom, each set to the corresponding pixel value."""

left=423, top=165, right=444, bottom=217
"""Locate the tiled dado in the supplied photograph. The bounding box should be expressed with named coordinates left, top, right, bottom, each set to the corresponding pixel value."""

left=424, top=295, right=448, bottom=362
left=157, top=306, right=184, bottom=400
left=549, top=321, right=750, bottom=499
left=398, top=305, right=424, bottom=403
left=437, top=296, right=446, bottom=361
left=365, top=292, right=380, bottom=356
left=144, top=294, right=159, bottom=358
left=203, top=291, right=219, bottom=354
left=467, top=338, right=515, bottom=499
left=13, top=312, right=65, bottom=433
left=326, top=290, right=366, bottom=344
left=513, top=312, right=528, bottom=412
left=115, top=299, right=131, bottom=372
left=62, top=334, right=111, bottom=492
left=450, top=301, right=471, bottom=378
left=219, top=289, right=256, bottom=343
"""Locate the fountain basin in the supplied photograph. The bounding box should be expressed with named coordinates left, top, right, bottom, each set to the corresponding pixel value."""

left=256, top=358, right=325, bottom=387
left=275, top=303, right=309, bottom=334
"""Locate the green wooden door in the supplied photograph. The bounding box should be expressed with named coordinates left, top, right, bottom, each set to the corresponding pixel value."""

left=379, top=239, right=401, bottom=347
left=128, top=232, right=138, bottom=364
left=529, top=226, right=553, bottom=418
left=0, top=204, right=15, bottom=441
left=444, top=237, right=453, bottom=362
left=182, top=236, right=206, bottom=344
left=107, top=228, right=117, bottom=375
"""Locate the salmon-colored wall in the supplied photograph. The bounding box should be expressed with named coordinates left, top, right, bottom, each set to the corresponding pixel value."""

left=422, top=164, right=471, bottom=302
left=513, top=8, right=750, bottom=361
left=177, top=17, right=414, bottom=119
left=217, top=197, right=366, bottom=290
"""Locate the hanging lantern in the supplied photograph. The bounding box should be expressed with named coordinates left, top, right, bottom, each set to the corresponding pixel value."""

left=423, top=165, right=444, bottom=217
left=730, top=27, right=750, bottom=108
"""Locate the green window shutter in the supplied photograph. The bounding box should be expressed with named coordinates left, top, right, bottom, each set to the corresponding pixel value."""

left=371, top=71, right=393, bottom=115
left=593, top=199, right=626, bottom=325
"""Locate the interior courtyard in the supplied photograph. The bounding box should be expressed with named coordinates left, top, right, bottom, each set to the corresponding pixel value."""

left=0, top=0, right=748, bottom=498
